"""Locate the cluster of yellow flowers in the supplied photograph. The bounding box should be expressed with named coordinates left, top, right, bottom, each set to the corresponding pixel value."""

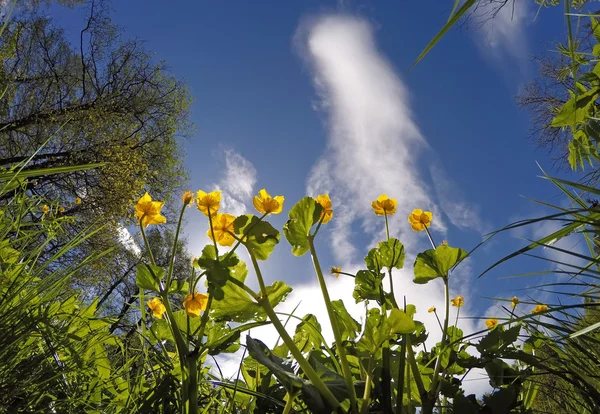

left=147, top=292, right=209, bottom=319
left=369, top=194, right=433, bottom=233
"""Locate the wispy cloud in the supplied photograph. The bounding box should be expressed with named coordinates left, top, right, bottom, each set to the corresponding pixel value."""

left=430, top=164, right=490, bottom=234
left=214, top=149, right=258, bottom=216
left=290, top=13, right=489, bottom=393
left=472, top=0, right=531, bottom=64
left=117, top=225, right=141, bottom=256
left=297, top=14, right=447, bottom=265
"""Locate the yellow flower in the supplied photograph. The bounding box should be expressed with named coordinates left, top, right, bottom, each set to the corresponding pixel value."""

left=43, top=205, right=49, bottom=215
left=207, top=213, right=237, bottom=247
left=315, top=194, right=333, bottom=224
left=75, top=197, right=82, bottom=205
left=330, top=266, right=342, bottom=278
left=135, top=192, right=167, bottom=228
left=485, top=318, right=499, bottom=329
left=371, top=194, right=397, bottom=216
left=510, top=296, right=520, bottom=308
left=408, top=209, right=433, bottom=232
left=428, top=306, right=436, bottom=313
left=532, top=304, right=548, bottom=314
left=148, top=297, right=166, bottom=319
left=451, top=296, right=464, bottom=308
left=196, top=190, right=221, bottom=217
left=253, top=189, right=284, bottom=215
left=58, top=206, right=65, bottom=213
left=183, top=292, right=209, bottom=317
left=182, top=190, right=194, bottom=206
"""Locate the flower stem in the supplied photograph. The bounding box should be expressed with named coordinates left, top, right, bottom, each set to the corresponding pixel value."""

left=361, top=357, right=375, bottom=414
left=246, top=246, right=341, bottom=411
left=140, top=220, right=157, bottom=267
left=424, top=227, right=436, bottom=250
left=308, top=237, right=358, bottom=411
left=196, top=295, right=214, bottom=348
left=384, top=212, right=390, bottom=240
left=282, top=392, right=297, bottom=414
left=395, top=334, right=407, bottom=412
left=166, top=202, right=188, bottom=289
left=207, top=207, right=219, bottom=255
left=187, top=354, right=199, bottom=414
left=426, top=277, right=450, bottom=413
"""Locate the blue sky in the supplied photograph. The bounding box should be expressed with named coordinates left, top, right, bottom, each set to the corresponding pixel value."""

left=55, top=0, right=585, bottom=389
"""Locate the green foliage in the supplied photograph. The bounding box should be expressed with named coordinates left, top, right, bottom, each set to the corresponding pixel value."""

left=136, top=263, right=164, bottom=292
left=234, top=214, right=280, bottom=260
left=413, top=244, right=468, bottom=284
left=365, top=237, right=405, bottom=272
left=283, top=196, right=322, bottom=256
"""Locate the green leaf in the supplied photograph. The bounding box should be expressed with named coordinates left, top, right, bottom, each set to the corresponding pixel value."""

left=357, top=308, right=383, bottom=355
left=245, top=336, right=303, bottom=393
left=167, top=279, right=189, bottom=294
left=210, top=260, right=260, bottom=322
left=385, top=308, right=416, bottom=335
left=411, top=0, right=476, bottom=68
left=194, top=245, right=238, bottom=300
left=210, top=260, right=293, bottom=323
left=206, top=321, right=241, bottom=354
left=234, top=214, right=280, bottom=260
left=149, top=318, right=172, bottom=343
left=206, top=321, right=268, bottom=355
left=171, top=309, right=201, bottom=336
left=331, top=299, right=361, bottom=341
left=477, top=324, right=520, bottom=355
left=413, top=245, right=468, bottom=284
left=283, top=197, right=323, bottom=256
left=294, top=314, right=323, bottom=352
left=357, top=308, right=414, bottom=355
left=484, top=385, right=519, bottom=413
left=136, top=263, right=164, bottom=292
left=365, top=238, right=405, bottom=273
left=551, top=87, right=599, bottom=127
left=453, top=393, right=480, bottom=414
left=353, top=270, right=383, bottom=304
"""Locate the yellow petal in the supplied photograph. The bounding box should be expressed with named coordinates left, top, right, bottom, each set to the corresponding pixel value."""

left=253, top=196, right=265, bottom=214
left=371, top=201, right=385, bottom=216
left=411, top=222, right=424, bottom=232
left=411, top=209, right=423, bottom=217
left=272, top=195, right=285, bottom=214
left=258, top=189, right=270, bottom=200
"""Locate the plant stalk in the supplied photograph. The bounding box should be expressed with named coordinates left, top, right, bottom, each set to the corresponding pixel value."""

left=308, top=237, right=358, bottom=411
left=246, top=245, right=342, bottom=411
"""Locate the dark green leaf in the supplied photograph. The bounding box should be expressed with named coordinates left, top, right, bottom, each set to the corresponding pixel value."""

left=245, top=336, right=303, bottom=393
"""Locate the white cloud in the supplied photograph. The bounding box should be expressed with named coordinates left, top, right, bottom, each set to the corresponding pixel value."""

left=215, top=149, right=258, bottom=216
left=472, top=0, right=531, bottom=63
left=297, top=14, right=447, bottom=266
left=117, top=225, right=141, bottom=256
